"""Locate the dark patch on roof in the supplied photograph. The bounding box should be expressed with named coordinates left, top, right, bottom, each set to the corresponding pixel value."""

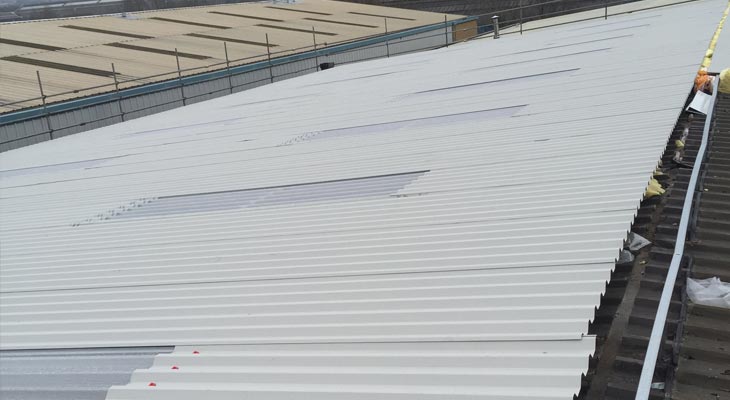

left=303, top=17, right=379, bottom=28
left=186, top=33, right=276, bottom=47
left=347, top=11, right=416, bottom=21
left=255, top=23, right=337, bottom=36
left=265, top=5, right=332, bottom=16
left=208, top=11, right=284, bottom=22
left=105, top=42, right=211, bottom=60
left=0, top=38, right=65, bottom=51
left=148, top=16, right=231, bottom=29
left=1, top=55, right=117, bottom=77
left=61, top=25, right=154, bottom=39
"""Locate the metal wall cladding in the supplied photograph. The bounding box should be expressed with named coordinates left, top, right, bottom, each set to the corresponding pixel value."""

left=0, top=1, right=727, bottom=399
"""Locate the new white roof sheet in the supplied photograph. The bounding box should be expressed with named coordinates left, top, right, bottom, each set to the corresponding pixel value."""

left=0, top=1, right=725, bottom=399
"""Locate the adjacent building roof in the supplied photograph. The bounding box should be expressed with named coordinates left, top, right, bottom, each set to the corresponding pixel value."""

left=0, top=0, right=726, bottom=399
left=0, top=0, right=463, bottom=111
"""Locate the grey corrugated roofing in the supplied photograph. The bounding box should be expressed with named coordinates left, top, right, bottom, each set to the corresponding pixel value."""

left=0, top=0, right=726, bottom=399
left=0, top=347, right=170, bottom=400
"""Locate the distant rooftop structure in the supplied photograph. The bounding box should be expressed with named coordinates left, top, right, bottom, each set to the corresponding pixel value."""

left=0, top=0, right=727, bottom=399
left=0, top=0, right=465, bottom=111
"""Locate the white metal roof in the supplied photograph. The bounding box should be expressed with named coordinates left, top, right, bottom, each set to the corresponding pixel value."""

left=0, top=1, right=726, bottom=399
left=708, top=3, right=730, bottom=72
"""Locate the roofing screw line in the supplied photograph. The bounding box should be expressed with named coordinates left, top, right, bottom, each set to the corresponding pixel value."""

left=72, top=197, right=156, bottom=226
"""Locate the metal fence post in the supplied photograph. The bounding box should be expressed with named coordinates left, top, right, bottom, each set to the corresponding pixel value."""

left=174, top=48, right=186, bottom=106
left=224, top=42, right=233, bottom=94
left=312, top=26, right=319, bottom=71
left=492, top=15, right=500, bottom=39
left=519, top=1, right=524, bottom=35
left=36, top=71, right=53, bottom=140
left=265, top=34, right=274, bottom=83
left=111, top=63, right=125, bottom=122
left=444, top=15, right=449, bottom=46
left=384, top=17, right=390, bottom=58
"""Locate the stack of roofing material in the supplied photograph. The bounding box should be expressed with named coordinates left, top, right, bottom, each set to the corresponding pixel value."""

left=0, top=0, right=725, bottom=399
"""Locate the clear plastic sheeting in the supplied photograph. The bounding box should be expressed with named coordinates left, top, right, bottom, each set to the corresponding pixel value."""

left=627, top=232, right=652, bottom=252
left=687, top=277, right=730, bottom=308
left=617, top=249, right=635, bottom=265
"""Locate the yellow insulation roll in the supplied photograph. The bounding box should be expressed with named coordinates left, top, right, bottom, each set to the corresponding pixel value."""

left=720, top=68, right=730, bottom=94
left=645, top=187, right=664, bottom=198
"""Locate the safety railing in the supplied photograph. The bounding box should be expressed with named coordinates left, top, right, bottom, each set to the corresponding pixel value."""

left=0, top=0, right=704, bottom=147
left=0, top=24, right=463, bottom=145
left=0, top=18, right=461, bottom=114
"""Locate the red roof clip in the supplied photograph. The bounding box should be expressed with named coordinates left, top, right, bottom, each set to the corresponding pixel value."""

left=148, top=382, right=157, bottom=387
left=171, top=365, right=179, bottom=370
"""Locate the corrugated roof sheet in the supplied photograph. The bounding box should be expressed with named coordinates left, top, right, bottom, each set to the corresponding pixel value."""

left=0, top=347, right=170, bottom=400
left=708, top=4, right=730, bottom=71
left=0, top=0, right=726, bottom=399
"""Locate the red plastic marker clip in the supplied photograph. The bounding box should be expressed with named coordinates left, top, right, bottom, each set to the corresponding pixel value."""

left=192, top=350, right=200, bottom=354
left=148, top=382, right=157, bottom=387
left=171, top=365, right=179, bottom=370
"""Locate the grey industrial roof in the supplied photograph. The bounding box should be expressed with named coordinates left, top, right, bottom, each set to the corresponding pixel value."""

left=0, top=0, right=727, bottom=399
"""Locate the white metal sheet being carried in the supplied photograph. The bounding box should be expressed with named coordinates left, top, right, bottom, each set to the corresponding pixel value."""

left=0, top=1, right=726, bottom=399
